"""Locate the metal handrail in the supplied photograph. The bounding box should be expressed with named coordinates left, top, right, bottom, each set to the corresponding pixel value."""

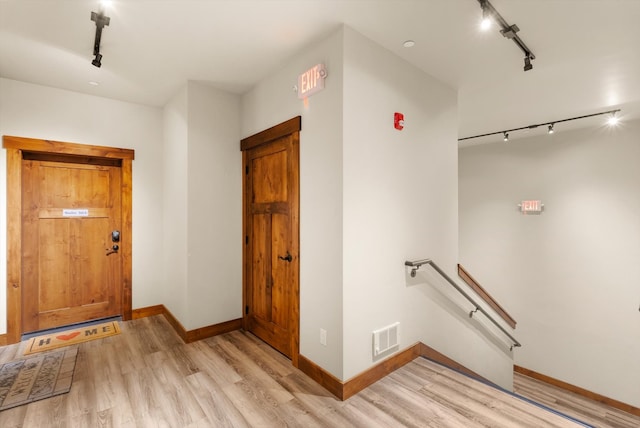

left=405, top=258, right=522, bottom=350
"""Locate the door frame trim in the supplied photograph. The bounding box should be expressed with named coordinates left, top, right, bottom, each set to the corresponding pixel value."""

left=240, top=116, right=301, bottom=367
left=2, top=135, right=135, bottom=344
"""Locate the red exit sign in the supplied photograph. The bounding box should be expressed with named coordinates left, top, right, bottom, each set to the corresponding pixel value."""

left=298, top=64, right=327, bottom=99
left=520, top=200, right=544, bottom=214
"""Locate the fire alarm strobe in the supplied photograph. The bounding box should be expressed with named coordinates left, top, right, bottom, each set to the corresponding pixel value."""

left=394, top=112, right=404, bottom=130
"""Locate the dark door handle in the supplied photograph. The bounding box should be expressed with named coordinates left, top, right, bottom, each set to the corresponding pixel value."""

left=278, top=252, right=293, bottom=262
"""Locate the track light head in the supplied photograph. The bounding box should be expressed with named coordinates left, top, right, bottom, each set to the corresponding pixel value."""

left=523, top=55, right=533, bottom=71
left=607, top=111, right=619, bottom=126
left=480, top=0, right=492, bottom=30
left=547, top=123, right=555, bottom=134
left=92, top=53, right=102, bottom=68
left=481, top=17, right=492, bottom=31
left=503, top=132, right=509, bottom=142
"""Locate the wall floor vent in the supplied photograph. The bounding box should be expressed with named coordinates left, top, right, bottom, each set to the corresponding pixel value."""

left=373, top=322, right=400, bottom=357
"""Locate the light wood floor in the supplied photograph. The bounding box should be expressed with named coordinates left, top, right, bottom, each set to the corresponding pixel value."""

left=0, top=315, right=630, bottom=427
left=514, top=371, right=640, bottom=428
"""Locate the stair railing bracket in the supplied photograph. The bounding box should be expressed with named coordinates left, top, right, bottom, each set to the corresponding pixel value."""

left=469, top=307, right=479, bottom=318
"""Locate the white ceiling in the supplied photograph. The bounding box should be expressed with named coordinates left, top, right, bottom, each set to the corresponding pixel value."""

left=1, top=0, right=639, bottom=143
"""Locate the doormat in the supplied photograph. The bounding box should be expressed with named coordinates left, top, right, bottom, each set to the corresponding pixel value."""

left=0, top=347, right=77, bottom=411
left=24, top=321, right=121, bottom=355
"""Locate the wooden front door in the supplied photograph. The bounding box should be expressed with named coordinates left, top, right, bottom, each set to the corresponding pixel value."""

left=21, top=156, right=122, bottom=333
left=241, top=117, right=300, bottom=363
left=3, top=136, right=134, bottom=344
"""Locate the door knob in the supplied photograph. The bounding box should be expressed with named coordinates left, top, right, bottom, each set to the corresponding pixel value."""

left=278, top=252, right=293, bottom=262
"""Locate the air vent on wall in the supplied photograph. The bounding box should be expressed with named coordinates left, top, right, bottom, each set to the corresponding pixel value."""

left=373, top=322, right=400, bottom=357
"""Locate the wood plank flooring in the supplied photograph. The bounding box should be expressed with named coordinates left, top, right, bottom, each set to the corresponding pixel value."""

left=0, top=315, right=626, bottom=427
left=514, top=371, right=640, bottom=428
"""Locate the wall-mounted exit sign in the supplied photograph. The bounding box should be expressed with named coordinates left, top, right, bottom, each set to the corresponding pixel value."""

left=298, top=64, right=327, bottom=99
left=519, top=200, right=544, bottom=215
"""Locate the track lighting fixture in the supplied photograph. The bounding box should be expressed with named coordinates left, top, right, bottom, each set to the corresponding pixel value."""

left=459, top=109, right=622, bottom=143
left=476, top=0, right=536, bottom=72
left=90, top=6, right=110, bottom=68
left=91, top=53, right=103, bottom=68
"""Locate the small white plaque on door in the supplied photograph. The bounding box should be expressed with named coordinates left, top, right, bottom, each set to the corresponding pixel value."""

left=62, top=209, right=89, bottom=217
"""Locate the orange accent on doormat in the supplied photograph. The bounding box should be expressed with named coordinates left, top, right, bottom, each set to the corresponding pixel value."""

left=24, top=321, right=121, bottom=355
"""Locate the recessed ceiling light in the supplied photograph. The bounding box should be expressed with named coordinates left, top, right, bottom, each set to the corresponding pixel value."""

left=88, top=81, right=100, bottom=86
left=403, top=40, right=415, bottom=48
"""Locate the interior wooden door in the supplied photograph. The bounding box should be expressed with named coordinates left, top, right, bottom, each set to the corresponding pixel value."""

left=242, top=117, right=300, bottom=361
left=21, top=155, right=123, bottom=333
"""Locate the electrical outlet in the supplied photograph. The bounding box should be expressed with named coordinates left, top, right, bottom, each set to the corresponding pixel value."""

left=320, top=328, right=327, bottom=346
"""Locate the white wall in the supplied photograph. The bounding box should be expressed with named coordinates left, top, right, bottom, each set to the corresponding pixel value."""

left=163, top=82, right=242, bottom=330
left=163, top=86, right=189, bottom=322
left=186, top=82, right=242, bottom=330
left=0, top=77, right=166, bottom=334
left=0, top=35, right=338, bottom=363
left=0, top=77, right=242, bottom=336
left=242, top=28, right=345, bottom=378
left=341, top=27, right=513, bottom=387
left=242, top=26, right=514, bottom=387
left=459, top=120, right=640, bottom=407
